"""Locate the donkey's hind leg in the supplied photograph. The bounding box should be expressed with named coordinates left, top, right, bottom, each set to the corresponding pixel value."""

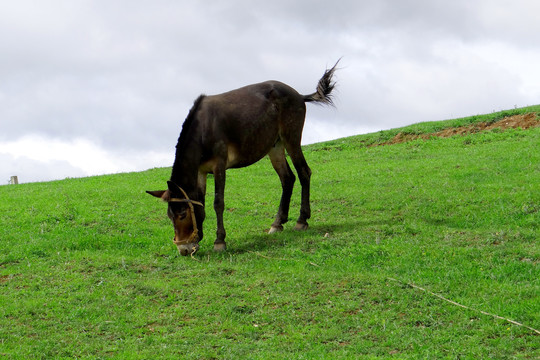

left=268, top=142, right=296, bottom=233
left=283, top=142, right=311, bottom=231
left=212, top=160, right=227, bottom=252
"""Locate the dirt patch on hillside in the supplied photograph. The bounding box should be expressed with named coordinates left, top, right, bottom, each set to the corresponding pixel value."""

left=378, top=113, right=539, bottom=146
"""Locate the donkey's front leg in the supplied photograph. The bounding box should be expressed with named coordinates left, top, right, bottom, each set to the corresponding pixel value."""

left=213, top=163, right=227, bottom=252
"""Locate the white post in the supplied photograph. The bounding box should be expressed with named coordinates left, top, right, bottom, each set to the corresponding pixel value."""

left=10, top=176, right=19, bottom=185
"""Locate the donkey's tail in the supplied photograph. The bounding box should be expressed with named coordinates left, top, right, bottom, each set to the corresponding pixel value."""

left=303, top=59, right=340, bottom=106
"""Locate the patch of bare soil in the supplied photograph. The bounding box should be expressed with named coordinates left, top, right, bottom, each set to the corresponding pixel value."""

left=378, top=113, right=539, bottom=146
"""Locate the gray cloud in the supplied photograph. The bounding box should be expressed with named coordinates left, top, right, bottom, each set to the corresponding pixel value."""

left=1, top=1, right=539, bottom=182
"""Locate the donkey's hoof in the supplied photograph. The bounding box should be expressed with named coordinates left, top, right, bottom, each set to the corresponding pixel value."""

left=294, top=222, right=309, bottom=231
left=268, top=225, right=283, bottom=234
left=213, top=242, right=227, bottom=252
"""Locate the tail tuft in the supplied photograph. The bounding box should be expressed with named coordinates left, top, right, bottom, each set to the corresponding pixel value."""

left=303, top=59, right=340, bottom=106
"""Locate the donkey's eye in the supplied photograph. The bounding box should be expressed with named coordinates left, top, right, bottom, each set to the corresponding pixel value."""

left=178, top=210, right=188, bottom=220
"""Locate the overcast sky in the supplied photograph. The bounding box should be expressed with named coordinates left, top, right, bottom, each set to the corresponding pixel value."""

left=1, top=0, right=539, bottom=184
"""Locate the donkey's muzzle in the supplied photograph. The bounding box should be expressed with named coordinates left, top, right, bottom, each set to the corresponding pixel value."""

left=177, top=242, right=199, bottom=256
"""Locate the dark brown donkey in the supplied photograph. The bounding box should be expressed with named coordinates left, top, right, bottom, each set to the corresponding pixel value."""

left=147, top=61, right=338, bottom=256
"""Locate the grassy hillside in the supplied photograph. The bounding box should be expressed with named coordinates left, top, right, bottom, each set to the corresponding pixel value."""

left=1, top=107, right=539, bottom=359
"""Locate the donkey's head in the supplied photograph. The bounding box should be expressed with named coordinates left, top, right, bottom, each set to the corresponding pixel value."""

left=147, top=181, right=205, bottom=256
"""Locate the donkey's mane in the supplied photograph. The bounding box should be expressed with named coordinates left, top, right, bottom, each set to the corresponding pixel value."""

left=171, top=94, right=206, bottom=178
left=176, top=94, right=205, bottom=151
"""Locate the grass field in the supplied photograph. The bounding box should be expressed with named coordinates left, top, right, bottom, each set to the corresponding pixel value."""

left=1, top=106, right=539, bottom=359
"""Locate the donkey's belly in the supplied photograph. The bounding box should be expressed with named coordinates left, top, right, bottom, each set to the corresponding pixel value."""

left=200, top=142, right=272, bottom=173
left=226, top=143, right=271, bottom=169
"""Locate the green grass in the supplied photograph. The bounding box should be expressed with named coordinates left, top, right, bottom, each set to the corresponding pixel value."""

left=1, top=107, right=539, bottom=359
left=312, top=104, right=540, bottom=149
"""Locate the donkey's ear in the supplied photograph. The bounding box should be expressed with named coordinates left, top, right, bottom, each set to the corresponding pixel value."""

left=146, top=190, right=168, bottom=200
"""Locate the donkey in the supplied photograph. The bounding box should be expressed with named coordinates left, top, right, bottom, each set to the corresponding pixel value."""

left=147, top=61, right=338, bottom=256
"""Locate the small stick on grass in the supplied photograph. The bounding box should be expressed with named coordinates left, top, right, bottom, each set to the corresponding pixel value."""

left=387, top=277, right=540, bottom=335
